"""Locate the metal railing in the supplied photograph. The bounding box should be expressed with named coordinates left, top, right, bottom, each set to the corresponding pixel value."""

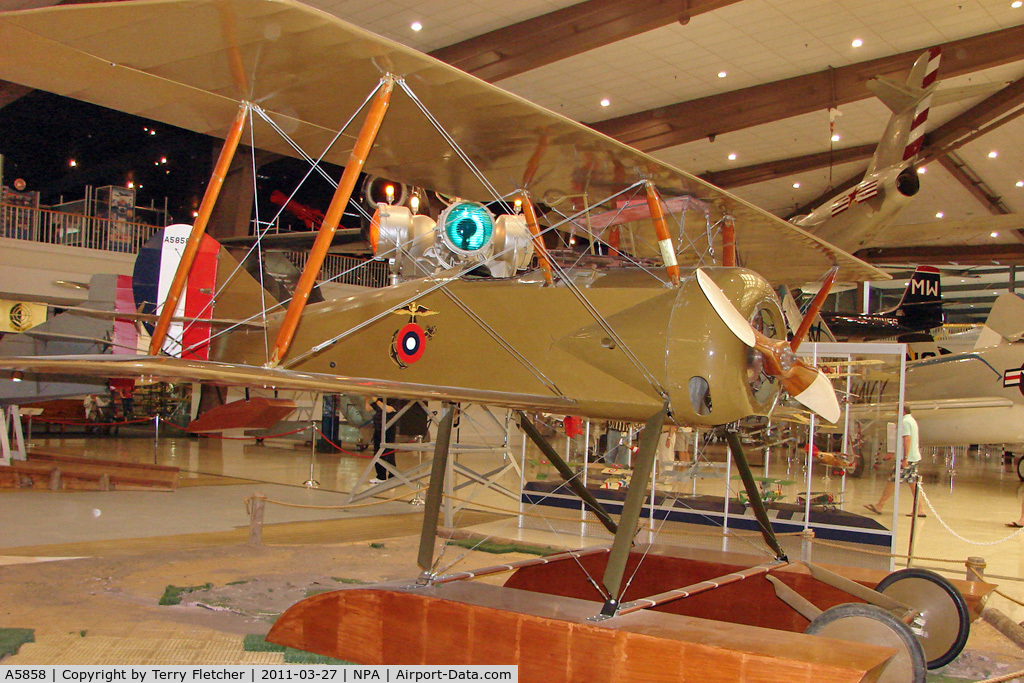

left=1, top=202, right=160, bottom=254
left=284, top=251, right=390, bottom=288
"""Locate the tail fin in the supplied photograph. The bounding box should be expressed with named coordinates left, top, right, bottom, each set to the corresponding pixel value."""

left=132, top=226, right=278, bottom=360
left=975, top=292, right=1024, bottom=348
left=865, top=47, right=940, bottom=174
left=896, top=265, right=942, bottom=330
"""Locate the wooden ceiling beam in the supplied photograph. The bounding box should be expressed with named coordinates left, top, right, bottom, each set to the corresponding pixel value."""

left=856, top=244, right=1024, bottom=266
left=937, top=153, right=1011, bottom=216
left=429, top=0, right=743, bottom=83
left=591, top=23, right=1024, bottom=152
left=701, top=143, right=875, bottom=188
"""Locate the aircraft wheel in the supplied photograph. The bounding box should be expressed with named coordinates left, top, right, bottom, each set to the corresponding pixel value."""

left=1015, top=455, right=1024, bottom=482
left=875, top=568, right=970, bottom=669
left=805, top=603, right=926, bottom=683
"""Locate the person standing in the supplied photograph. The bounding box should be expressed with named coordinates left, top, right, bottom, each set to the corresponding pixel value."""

left=366, top=397, right=397, bottom=483
left=864, top=406, right=922, bottom=516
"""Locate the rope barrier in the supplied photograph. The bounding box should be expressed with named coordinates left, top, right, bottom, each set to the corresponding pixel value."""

left=313, top=425, right=383, bottom=459
left=917, top=484, right=1024, bottom=547
left=244, top=485, right=429, bottom=513
left=158, top=418, right=310, bottom=440
left=30, top=416, right=154, bottom=427
left=973, top=668, right=1024, bottom=683
left=969, top=565, right=1024, bottom=608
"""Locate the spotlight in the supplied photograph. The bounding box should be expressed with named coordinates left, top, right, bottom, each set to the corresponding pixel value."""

left=11, top=371, right=23, bottom=383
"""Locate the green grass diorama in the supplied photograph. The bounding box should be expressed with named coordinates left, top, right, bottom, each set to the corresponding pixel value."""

left=158, top=583, right=214, bottom=605
left=0, top=628, right=35, bottom=658
left=243, top=634, right=352, bottom=664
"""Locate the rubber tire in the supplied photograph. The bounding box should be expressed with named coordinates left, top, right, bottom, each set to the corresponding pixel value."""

left=875, top=567, right=970, bottom=669
left=1016, top=455, right=1024, bottom=482
left=805, top=602, right=926, bottom=683
left=849, top=453, right=865, bottom=478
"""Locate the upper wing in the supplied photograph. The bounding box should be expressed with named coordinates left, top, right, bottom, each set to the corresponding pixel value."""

left=0, top=355, right=577, bottom=413
left=0, top=0, right=883, bottom=287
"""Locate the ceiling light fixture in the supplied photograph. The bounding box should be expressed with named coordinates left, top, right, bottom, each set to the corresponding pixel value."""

left=831, top=134, right=841, bottom=142
left=1013, top=1, right=1023, bottom=8
left=935, top=212, right=944, bottom=218
left=600, top=98, right=610, bottom=107
left=1016, top=180, right=1023, bottom=187
left=410, top=21, right=422, bottom=31
left=11, top=371, right=23, bottom=383
left=727, top=152, right=737, bottom=161
left=851, top=38, right=863, bottom=47
left=717, top=71, right=727, bottom=78
left=917, top=166, right=926, bottom=174
left=792, top=182, right=801, bottom=189
left=992, top=231, right=1000, bottom=238
left=988, top=150, right=999, bottom=158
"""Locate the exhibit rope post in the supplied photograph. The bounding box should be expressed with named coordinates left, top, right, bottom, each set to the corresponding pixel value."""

left=304, top=418, right=320, bottom=488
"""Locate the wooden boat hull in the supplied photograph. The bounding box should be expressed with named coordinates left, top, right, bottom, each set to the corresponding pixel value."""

left=268, top=581, right=895, bottom=682
left=268, top=545, right=993, bottom=680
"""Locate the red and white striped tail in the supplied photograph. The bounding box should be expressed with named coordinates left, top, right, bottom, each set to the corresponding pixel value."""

left=903, top=47, right=941, bottom=161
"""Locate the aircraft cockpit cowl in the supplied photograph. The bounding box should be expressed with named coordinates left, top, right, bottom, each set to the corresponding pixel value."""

left=666, top=268, right=784, bottom=426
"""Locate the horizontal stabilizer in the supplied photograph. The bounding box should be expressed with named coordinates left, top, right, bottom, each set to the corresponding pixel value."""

left=976, top=292, right=1024, bottom=347
left=866, top=77, right=923, bottom=114
left=931, top=82, right=1008, bottom=107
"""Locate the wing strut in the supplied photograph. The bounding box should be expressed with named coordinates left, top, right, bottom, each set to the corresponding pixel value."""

left=723, top=429, right=788, bottom=562
left=268, top=76, right=395, bottom=367
left=597, top=403, right=668, bottom=618
left=520, top=194, right=554, bottom=286
left=417, top=402, right=458, bottom=575
left=515, top=412, right=618, bottom=535
left=644, top=183, right=680, bottom=286
left=149, top=104, right=249, bottom=355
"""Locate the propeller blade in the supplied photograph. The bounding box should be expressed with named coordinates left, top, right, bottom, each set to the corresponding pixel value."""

left=695, top=269, right=755, bottom=347
left=786, top=367, right=841, bottom=424
left=791, top=266, right=838, bottom=352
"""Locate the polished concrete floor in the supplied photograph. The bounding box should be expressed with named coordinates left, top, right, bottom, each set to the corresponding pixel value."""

left=4, top=429, right=1024, bottom=622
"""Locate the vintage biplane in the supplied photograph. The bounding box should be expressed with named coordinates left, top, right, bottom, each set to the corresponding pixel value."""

left=0, top=1, right=993, bottom=680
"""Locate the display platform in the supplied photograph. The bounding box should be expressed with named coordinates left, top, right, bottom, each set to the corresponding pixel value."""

left=523, top=480, right=891, bottom=546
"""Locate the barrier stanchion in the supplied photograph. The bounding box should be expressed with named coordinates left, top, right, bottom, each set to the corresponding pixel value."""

left=248, top=492, right=267, bottom=546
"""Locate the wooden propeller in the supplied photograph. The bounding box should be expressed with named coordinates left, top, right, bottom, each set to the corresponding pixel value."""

left=696, top=269, right=841, bottom=423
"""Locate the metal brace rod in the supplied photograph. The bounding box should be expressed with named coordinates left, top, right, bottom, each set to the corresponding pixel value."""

left=418, top=402, right=457, bottom=574
left=515, top=411, right=617, bottom=535
left=599, top=404, right=668, bottom=617
left=724, top=429, right=788, bottom=561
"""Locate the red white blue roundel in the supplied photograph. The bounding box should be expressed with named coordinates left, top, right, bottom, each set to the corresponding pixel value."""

left=394, top=322, right=427, bottom=365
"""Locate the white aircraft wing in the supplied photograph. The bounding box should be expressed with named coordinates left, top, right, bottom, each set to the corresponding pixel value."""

left=0, top=355, right=578, bottom=413
left=0, top=0, right=885, bottom=287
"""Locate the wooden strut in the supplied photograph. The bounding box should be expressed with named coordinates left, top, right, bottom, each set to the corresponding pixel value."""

left=268, top=77, right=395, bottom=367
left=520, top=194, right=554, bottom=285
left=598, top=404, right=668, bottom=617
left=722, top=216, right=736, bottom=267
left=724, top=430, right=788, bottom=562
left=417, top=402, right=457, bottom=574
left=616, top=560, right=787, bottom=617
left=432, top=546, right=611, bottom=585
left=149, top=104, right=248, bottom=355
left=644, top=183, right=680, bottom=286
left=515, top=411, right=618, bottom=535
